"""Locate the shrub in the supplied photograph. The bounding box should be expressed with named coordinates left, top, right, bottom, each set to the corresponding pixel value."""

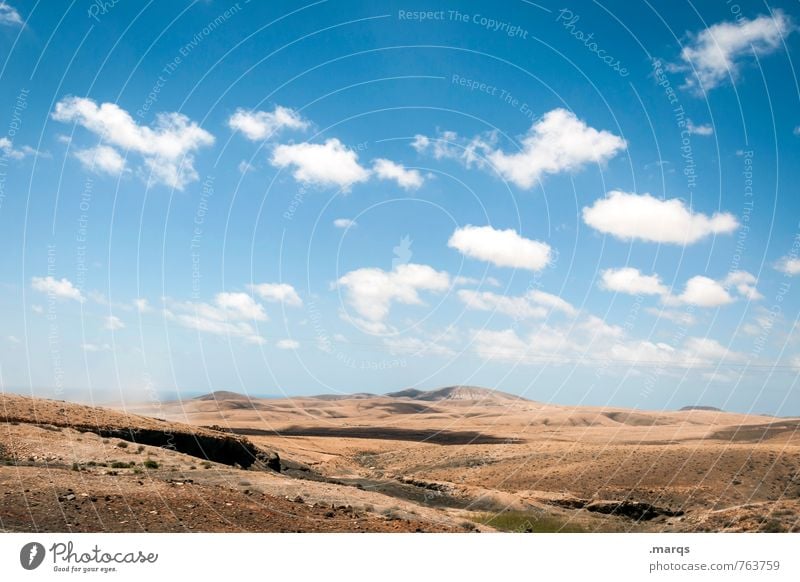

left=143, top=459, right=159, bottom=469
left=470, top=511, right=584, bottom=533
left=116, top=441, right=128, bottom=448
left=110, top=461, right=131, bottom=469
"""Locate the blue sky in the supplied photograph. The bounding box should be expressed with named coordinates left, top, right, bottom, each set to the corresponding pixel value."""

left=1, top=0, right=800, bottom=415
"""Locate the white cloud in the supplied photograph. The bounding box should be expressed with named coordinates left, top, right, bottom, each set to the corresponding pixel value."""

left=0, top=2, right=22, bottom=26
left=238, top=160, right=255, bottom=173
left=645, top=307, right=697, bottom=326
left=31, top=304, right=43, bottom=314
left=679, top=11, right=792, bottom=91
left=582, top=191, right=739, bottom=244
left=458, top=288, right=575, bottom=320
left=104, top=315, right=125, bottom=330
left=459, top=290, right=545, bottom=319
left=600, top=266, right=759, bottom=308
left=52, top=96, right=214, bottom=189
left=134, top=298, right=151, bottom=312
left=336, top=263, right=450, bottom=328
left=453, top=275, right=501, bottom=287
left=333, top=218, right=357, bottom=229
left=686, top=120, right=713, bottom=136
left=448, top=225, right=552, bottom=272
left=724, top=270, right=762, bottom=300
left=31, top=276, right=84, bottom=302
left=472, top=318, right=742, bottom=369
left=412, top=109, right=625, bottom=189
left=271, top=138, right=370, bottom=190
left=7, top=335, right=19, bottom=344
left=0, top=137, right=41, bottom=160
left=74, top=145, right=126, bottom=176
left=528, top=290, right=577, bottom=316
left=228, top=106, right=309, bottom=141
left=247, top=283, right=302, bottom=307
left=372, top=158, right=423, bottom=190
left=164, top=293, right=268, bottom=345
left=600, top=267, right=668, bottom=296
left=667, top=276, right=734, bottom=307
left=486, top=109, right=626, bottom=189
left=214, top=292, right=267, bottom=321
left=775, top=256, right=800, bottom=275
left=276, top=339, right=300, bottom=350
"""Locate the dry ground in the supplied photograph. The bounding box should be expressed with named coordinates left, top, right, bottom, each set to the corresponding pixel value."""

left=3, top=387, right=800, bottom=532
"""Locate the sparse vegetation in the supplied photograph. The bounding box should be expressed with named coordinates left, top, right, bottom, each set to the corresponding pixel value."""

left=143, top=459, right=159, bottom=469
left=471, top=511, right=584, bottom=533
left=110, top=461, right=133, bottom=469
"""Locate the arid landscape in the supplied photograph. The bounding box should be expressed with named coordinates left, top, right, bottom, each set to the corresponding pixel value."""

left=2, top=386, right=799, bottom=533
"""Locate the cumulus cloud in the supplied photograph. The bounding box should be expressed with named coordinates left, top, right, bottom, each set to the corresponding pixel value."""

left=271, top=138, right=370, bottom=190
left=0, top=137, right=41, bottom=160
left=458, top=288, right=575, bottom=320
left=486, top=109, right=626, bottom=189
left=600, top=267, right=668, bottom=296
left=667, top=276, right=734, bottom=307
left=412, top=109, right=625, bottom=189
left=134, top=298, right=151, bottom=312
left=775, top=256, right=800, bottom=275
left=372, top=158, right=424, bottom=190
left=600, top=267, right=760, bottom=308
left=247, top=283, right=302, bottom=307
left=333, top=218, right=357, bottom=229
left=228, top=106, right=309, bottom=141
left=214, top=292, right=268, bottom=321
left=31, top=276, right=84, bottom=302
left=0, top=2, right=22, bottom=26
left=74, top=145, right=126, bottom=176
left=645, top=307, right=697, bottom=326
left=52, top=96, right=214, bottom=189
left=448, top=225, right=552, bottom=272
left=104, top=315, right=125, bottom=330
left=686, top=120, right=713, bottom=136
left=276, top=339, right=300, bottom=350
left=472, top=317, right=742, bottom=369
left=678, top=11, right=793, bottom=92
left=724, top=270, right=762, bottom=300
left=582, top=191, right=739, bottom=244
left=336, top=263, right=450, bottom=330
left=164, top=293, right=269, bottom=344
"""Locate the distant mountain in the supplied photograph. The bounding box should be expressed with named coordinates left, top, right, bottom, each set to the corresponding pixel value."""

left=193, top=390, right=253, bottom=401
left=680, top=405, right=723, bottom=412
left=386, top=385, right=527, bottom=402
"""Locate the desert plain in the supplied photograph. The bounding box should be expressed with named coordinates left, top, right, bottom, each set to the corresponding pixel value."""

left=2, top=386, right=799, bottom=533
